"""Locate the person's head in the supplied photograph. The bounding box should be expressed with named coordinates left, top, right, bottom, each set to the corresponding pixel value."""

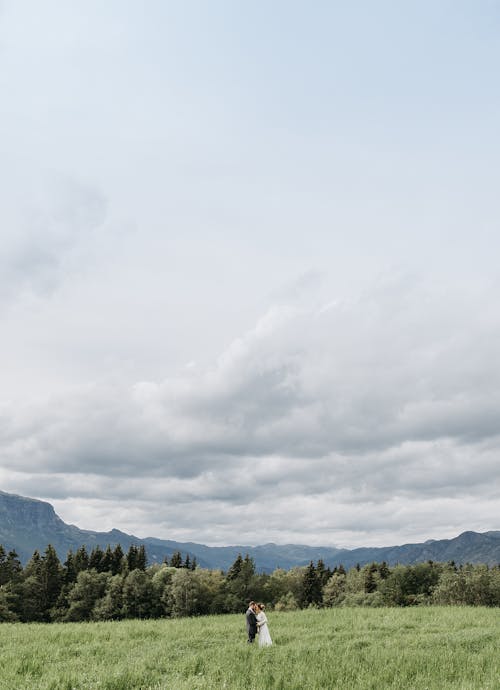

left=248, top=601, right=255, bottom=610
left=254, top=604, right=261, bottom=613
left=259, top=603, right=265, bottom=611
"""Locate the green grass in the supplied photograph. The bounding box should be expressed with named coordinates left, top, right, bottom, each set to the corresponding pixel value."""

left=0, top=608, right=498, bottom=689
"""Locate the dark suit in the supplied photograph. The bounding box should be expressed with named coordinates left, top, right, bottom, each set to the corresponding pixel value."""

left=246, top=607, right=257, bottom=642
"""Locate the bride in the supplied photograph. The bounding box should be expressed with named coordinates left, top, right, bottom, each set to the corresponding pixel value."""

left=255, top=603, right=272, bottom=647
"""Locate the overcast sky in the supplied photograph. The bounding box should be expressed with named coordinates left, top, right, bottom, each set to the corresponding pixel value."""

left=1, top=1, right=499, bottom=548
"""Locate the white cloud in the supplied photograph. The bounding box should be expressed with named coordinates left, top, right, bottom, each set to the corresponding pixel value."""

left=0, top=177, right=107, bottom=302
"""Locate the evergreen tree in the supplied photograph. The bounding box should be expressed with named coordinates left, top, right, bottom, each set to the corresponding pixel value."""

left=301, top=561, right=322, bottom=607
left=169, top=551, right=183, bottom=568
left=224, top=554, right=256, bottom=612
left=136, top=545, right=147, bottom=571
left=190, top=556, right=197, bottom=571
left=378, top=561, right=390, bottom=580
left=126, top=545, right=137, bottom=570
left=0, top=586, right=17, bottom=622
left=126, top=545, right=140, bottom=570
left=112, top=545, right=125, bottom=575
left=24, top=550, right=42, bottom=579
left=0, top=545, right=8, bottom=585
left=241, top=555, right=255, bottom=580
left=364, top=563, right=378, bottom=593
left=100, top=545, right=114, bottom=573
left=316, top=559, right=331, bottom=586
left=63, top=551, right=78, bottom=584
left=40, top=544, right=63, bottom=619
left=226, top=554, right=243, bottom=580
left=89, top=546, right=105, bottom=572
left=184, top=555, right=191, bottom=570
left=17, top=550, right=44, bottom=621
left=0, top=549, right=22, bottom=586
left=74, top=546, right=89, bottom=573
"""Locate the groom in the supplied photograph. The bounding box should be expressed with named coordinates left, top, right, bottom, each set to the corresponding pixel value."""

left=245, top=601, right=258, bottom=643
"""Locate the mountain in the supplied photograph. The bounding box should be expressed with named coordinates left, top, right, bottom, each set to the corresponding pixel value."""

left=0, top=490, right=183, bottom=566
left=325, top=530, right=500, bottom=570
left=1, top=490, right=499, bottom=571
left=0, top=491, right=343, bottom=570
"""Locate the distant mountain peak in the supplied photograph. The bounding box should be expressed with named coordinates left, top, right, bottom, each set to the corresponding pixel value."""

left=0, top=490, right=499, bottom=571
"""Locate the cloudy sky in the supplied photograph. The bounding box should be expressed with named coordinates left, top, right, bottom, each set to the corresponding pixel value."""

left=1, top=1, right=499, bottom=548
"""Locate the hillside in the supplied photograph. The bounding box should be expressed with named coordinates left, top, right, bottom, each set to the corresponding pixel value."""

left=1, top=490, right=499, bottom=569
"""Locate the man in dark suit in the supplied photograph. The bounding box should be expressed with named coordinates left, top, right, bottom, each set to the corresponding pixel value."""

left=245, top=601, right=258, bottom=643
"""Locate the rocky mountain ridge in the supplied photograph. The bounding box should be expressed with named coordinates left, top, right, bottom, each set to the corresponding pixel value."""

left=1, top=490, right=499, bottom=571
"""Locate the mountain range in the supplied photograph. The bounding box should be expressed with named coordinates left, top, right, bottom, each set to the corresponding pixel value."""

left=1, top=490, right=499, bottom=571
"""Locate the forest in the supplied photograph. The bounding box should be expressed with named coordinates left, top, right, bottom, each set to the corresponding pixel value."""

left=0, top=543, right=499, bottom=623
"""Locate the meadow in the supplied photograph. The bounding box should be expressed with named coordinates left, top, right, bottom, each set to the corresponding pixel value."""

left=0, top=607, right=498, bottom=690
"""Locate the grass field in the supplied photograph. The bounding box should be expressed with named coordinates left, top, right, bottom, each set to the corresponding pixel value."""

left=0, top=607, right=498, bottom=689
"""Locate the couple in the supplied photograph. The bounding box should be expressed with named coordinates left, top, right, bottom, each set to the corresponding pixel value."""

left=245, top=601, right=272, bottom=647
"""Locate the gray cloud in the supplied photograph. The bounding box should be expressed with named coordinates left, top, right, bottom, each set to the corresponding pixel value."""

left=1, top=275, right=499, bottom=545
left=1, top=2, right=500, bottom=549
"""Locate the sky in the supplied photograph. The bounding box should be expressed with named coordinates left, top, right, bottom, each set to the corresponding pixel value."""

left=0, top=1, right=499, bottom=548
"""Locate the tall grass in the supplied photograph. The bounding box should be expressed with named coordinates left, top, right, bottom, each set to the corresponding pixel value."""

left=0, top=607, right=498, bottom=689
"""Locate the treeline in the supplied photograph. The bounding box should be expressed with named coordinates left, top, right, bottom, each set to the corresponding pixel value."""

left=0, top=543, right=499, bottom=623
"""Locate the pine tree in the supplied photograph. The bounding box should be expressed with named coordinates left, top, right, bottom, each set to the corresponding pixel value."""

left=224, top=554, right=256, bottom=612
left=127, top=545, right=139, bottom=570
left=100, top=545, right=113, bottom=573
left=24, top=550, right=42, bottom=578
left=169, top=551, right=183, bottom=568
left=301, top=561, right=322, bottom=607
left=364, top=563, right=378, bottom=593
left=64, top=551, right=77, bottom=584
left=89, top=546, right=105, bottom=572
left=6, top=551, right=22, bottom=583
left=379, top=561, right=390, bottom=580
left=112, top=545, right=125, bottom=575
left=241, top=555, right=255, bottom=579
left=184, top=555, right=191, bottom=570
left=226, top=554, right=243, bottom=580
left=190, top=556, right=197, bottom=571
left=74, top=546, right=89, bottom=573
left=40, top=544, right=63, bottom=620
left=0, top=586, right=17, bottom=622
left=136, top=545, right=147, bottom=571
left=316, top=559, right=331, bottom=586
left=20, top=550, right=44, bottom=622
left=0, top=547, right=21, bottom=586
left=0, top=545, right=7, bottom=585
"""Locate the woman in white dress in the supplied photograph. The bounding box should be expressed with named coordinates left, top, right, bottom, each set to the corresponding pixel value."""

left=256, top=604, right=272, bottom=647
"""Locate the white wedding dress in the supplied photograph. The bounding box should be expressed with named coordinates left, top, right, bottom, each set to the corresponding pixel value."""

left=257, top=612, right=272, bottom=647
